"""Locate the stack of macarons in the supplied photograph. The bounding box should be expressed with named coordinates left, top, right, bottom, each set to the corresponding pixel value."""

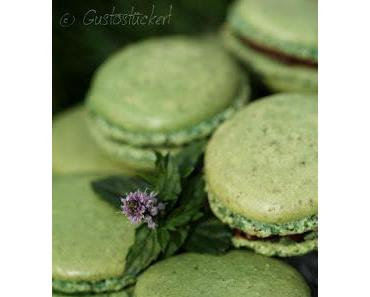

left=222, top=0, right=318, bottom=92
left=85, top=36, right=251, bottom=171
left=205, top=93, right=318, bottom=257
left=52, top=175, right=136, bottom=295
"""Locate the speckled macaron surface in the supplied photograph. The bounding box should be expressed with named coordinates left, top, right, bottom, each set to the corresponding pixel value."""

left=52, top=175, right=136, bottom=293
left=134, top=251, right=310, bottom=297
left=52, top=105, right=136, bottom=175
left=205, top=93, right=318, bottom=256
left=206, top=93, right=317, bottom=225
left=86, top=36, right=246, bottom=135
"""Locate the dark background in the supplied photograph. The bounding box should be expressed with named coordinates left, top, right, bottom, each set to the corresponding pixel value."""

left=53, top=0, right=231, bottom=114
left=53, top=1, right=317, bottom=295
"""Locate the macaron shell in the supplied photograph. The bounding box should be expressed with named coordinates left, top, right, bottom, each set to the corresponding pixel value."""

left=205, top=93, right=317, bottom=224
left=228, top=0, right=318, bottom=60
left=87, top=122, right=177, bottom=171
left=135, top=251, right=310, bottom=297
left=52, top=290, right=128, bottom=297
left=88, top=81, right=249, bottom=147
left=222, top=27, right=317, bottom=92
left=232, top=236, right=317, bottom=257
left=52, top=175, right=136, bottom=293
left=87, top=79, right=249, bottom=171
left=208, top=189, right=318, bottom=237
left=52, top=105, right=136, bottom=175
left=86, top=36, right=244, bottom=133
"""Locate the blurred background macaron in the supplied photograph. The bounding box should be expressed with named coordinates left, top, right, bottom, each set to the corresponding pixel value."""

left=52, top=175, right=136, bottom=294
left=52, top=105, right=136, bottom=175
left=205, top=93, right=318, bottom=257
left=134, top=251, right=311, bottom=297
left=222, top=0, right=317, bottom=92
left=85, top=35, right=251, bottom=171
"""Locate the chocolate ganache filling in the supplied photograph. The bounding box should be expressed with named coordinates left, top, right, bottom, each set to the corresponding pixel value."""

left=233, top=229, right=316, bottom=243
left=237, top=34, right=318, bottom=68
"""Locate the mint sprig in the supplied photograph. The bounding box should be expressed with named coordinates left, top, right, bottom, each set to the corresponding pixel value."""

left=91, top=176, right=150, bottom=209
left=124, top=225, right=161, bottom=278
left=183, top=217, right=232, bottom=254
left=164, top=175, right=205, bottom=230
left=152, top=153, right=181, bottom=203
left=91, top=140, right=231, bottom=281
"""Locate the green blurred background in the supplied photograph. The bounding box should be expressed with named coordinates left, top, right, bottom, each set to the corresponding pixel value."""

left=53, top=0, right=232, bottom=114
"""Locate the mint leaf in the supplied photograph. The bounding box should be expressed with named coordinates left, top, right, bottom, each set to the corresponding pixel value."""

left=163, top=227, right=190, bottom=257
left=125, top=286, right=135, bottom=297
left=174, top=140, right=205, bottom=177
left=91, top=176, right=149, bottom=209
left=124, top=225, right=162, bottom=278
left=156, top=228, right=170, bottom=252
left=165, top=175, right=206, bottom=229
left=153, top=153, right=181, bottom=202
left=184, top=218, right=232, bottom=254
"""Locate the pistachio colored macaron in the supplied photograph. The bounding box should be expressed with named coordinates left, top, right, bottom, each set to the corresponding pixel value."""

left=52, top=290, right=128, bottom=297
left=135, top=251, right=310, bottom=297
left=86, top=36, right=250, bottom=171
left=222, top=0, right=317, bottom=92
left=53, top=105, right=136, bottom=175
left=205, top=93, right=318, bottom=257
left=52, top=175, right=136, bottom=293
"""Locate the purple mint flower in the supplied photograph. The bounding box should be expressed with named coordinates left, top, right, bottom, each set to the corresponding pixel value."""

left=121, top=190, right=165, bottom=229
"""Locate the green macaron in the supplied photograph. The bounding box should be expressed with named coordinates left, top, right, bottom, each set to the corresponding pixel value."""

left=222, top=0, right=317, bottom=92
left=135, top=251, right=310, bottom=297
left=205, top=93, right=318, bottom=257
left=52, top=290, right=128, bottom=297
left=86, top=35, right=250, bottom=171
left=52, top=175, right=136, bottom=294
left=53, top=105, right=136, bottom=175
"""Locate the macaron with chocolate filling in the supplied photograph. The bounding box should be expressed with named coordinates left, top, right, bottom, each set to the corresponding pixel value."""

left=134, top=251, right=310, bottom=297
left=53, top=105, right=136, bottom=175
left=205, top=93, right=318, bottom=257
left=222, top=0, right=317, bottom=92
left=52, top=175, right=136, bottom=293
left=86, top=36, right=250, bottom=171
